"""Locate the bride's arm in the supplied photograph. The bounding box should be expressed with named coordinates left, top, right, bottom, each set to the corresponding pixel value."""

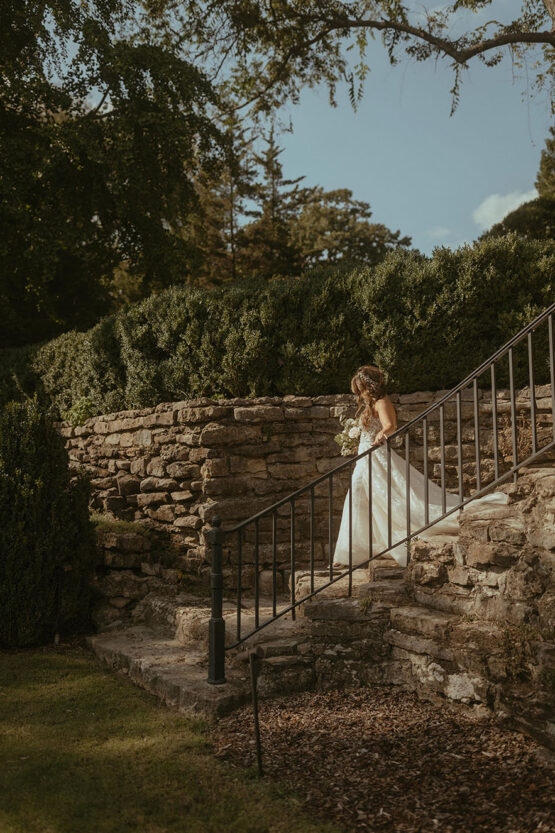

left=374, top=395, right=397, bottom=445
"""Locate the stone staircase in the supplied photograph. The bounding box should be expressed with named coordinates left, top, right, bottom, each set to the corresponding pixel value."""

left=86, top=464, right=554, bottom=749
left=85, top=555, right=405, bottom=715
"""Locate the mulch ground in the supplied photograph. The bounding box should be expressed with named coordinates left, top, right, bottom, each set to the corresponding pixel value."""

left=209, top=685, right=554, bottom=833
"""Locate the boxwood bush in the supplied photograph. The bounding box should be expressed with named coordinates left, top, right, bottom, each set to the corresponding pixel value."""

left=0, top=397, right=97, bottom=647
left=0, top=232, right=553, bottom=420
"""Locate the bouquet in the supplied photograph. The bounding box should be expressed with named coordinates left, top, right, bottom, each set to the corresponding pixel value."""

left=333, top=416, right=361, bottom=456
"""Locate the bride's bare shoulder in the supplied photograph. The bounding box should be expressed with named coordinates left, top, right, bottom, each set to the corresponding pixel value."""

left=373, top=393, right=396, bottom=418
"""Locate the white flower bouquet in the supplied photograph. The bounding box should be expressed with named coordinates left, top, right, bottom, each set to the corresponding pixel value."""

left=333, top=416, right=362, bottom=456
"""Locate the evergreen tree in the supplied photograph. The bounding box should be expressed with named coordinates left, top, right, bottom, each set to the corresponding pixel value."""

left=535, top=126, right=555, bottom=198
left=185, top=111, right=259, bottom=286
left=236, top=123, right=305, bottom=278
left=0, top=396, right=96, bottom=647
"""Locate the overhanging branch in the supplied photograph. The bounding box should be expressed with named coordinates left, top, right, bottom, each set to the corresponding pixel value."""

left=304, top=13, right=555, bottom=63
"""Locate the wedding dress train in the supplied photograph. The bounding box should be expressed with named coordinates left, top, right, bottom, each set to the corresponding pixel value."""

left=332, top=413, right=509, bottom=568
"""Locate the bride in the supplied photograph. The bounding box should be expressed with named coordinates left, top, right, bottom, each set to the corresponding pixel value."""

left=332, top=365, right=509, bottom=569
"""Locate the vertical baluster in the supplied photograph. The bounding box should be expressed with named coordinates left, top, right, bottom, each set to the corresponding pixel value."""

left=528, top=331, right=537, bottom=455
left=491, top=364, right=499, bottom=481
left=272, top=511, right=277, bottom=618
left=290, top=499, right=296, bottom=621
left=456, top=390, right=463, bottom=506
left=405, top=431, right=411, bottom=565
left=549, top=314, right=555, bottom=442
left=387, top=439, right=392, bottom=550
left=473, top=378, right=481, bottom=492
left=237, top=527, right=242, bottom=642
left=328, top=474, right=333, bottom=580
left=423, top=416, right=429, bottom=526
left=348, top=460, right=353, bottom=596
left=368, top=451, right=373, bottom=562
left=254, top=518, right=259, bottom=629
left=440, top=403, right=446, bottom=514
left=310, top=486, right=315, bottom=595
left=509, top=347, right=518, bottom=481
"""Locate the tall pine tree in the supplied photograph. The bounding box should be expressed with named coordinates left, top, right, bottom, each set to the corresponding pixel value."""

left=184, top=110, right=259, bottom=285
left=236, top=123, right=305, bottom=278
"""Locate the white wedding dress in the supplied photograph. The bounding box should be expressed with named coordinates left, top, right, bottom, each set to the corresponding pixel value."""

left=332, top=413, right=509, bottom=568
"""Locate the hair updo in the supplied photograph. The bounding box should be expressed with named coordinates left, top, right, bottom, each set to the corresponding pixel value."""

left=350, top=365, right=387, bottom=430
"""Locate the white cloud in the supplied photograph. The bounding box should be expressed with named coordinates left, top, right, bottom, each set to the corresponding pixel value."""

left=472, top=188, right=538, bottom=230
left=427, top=225, right=452, bottom=239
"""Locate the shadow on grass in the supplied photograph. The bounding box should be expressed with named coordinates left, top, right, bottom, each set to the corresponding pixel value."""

left=0, top=645, right=342, bottom=833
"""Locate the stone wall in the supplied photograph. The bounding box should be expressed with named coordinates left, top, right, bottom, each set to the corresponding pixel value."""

left=90, top=525, right=178, bottom=631
left=56, top=384, right=552, bottom=579
left=384, top=466, right=555, bottom=749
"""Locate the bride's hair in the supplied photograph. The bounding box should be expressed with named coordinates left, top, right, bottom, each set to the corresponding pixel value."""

left=351, top=365, right=387, bottom=429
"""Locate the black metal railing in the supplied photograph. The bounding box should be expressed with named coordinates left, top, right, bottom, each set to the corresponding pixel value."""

left=207, top=302, right=555, bottom=683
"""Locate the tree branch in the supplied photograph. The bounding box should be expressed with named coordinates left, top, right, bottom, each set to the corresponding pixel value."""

left=216, top=26, right=338, bottom=117
left=302, top=13, right=555, bottom=63
left=85, top=88, right=109, bottom=118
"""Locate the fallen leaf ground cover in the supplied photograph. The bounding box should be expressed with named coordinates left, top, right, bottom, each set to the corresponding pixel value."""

left=210, top=685, right=554, bottom=833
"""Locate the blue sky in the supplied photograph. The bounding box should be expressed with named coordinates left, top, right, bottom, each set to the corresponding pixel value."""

left=251, top=1, right=553, bottom=256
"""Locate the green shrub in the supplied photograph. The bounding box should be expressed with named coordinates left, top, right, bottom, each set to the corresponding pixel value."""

left=0, top=232, right=553, bottom=419
left=352, top=234, right=554, bottom=391
left=0, top=396, right=96, bottom=647
left=61, top=397, right=96, bottom=427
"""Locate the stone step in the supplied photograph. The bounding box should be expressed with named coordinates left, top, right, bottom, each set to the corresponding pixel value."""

left=131, top=587, right=312, bottom=650
left=256, top=654, right=315, bottom=697
left=411, top=586, right=474, bottom=617
left=226, top=615, right=312, bottom=660
left=131, top=589, right=211, bottom=633
left=358, top=579, right=409, bottom=606
left=85, top=625, right=251, bottom=718
left=368, top=557, right=406, bottom=582
left=388, top=644, right=490, bottom=706
left=383, top=629, right=455, bottom=662
left=293, top=568, right=370, bottom=601
left=409, top=534, right=457, bottom=561
left=389, top=606, right=458, bottom=641
left=86, top=622, right=319, bottom=717
left=255, top=638, right=301, bottom=658
left=301, top=596, right=389, bottom=622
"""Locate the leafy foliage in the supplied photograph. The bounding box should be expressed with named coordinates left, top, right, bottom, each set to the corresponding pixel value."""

left=288, top=186, right=413, bottom=269
left=535, top=125, right=555, bottom=198
left=478, top=127, right=555, bottom=242
left=150, top=0, right=555, bottom=121
left=0, top=233, right=552, bottom=418
left=0, top=396, right=96, bottom=647
left=478, top=196, right=555, bottom=242
left=0, top=1, right=229, bottom=348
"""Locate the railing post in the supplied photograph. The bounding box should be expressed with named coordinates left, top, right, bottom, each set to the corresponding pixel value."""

left=207, top=515, right=226, bottom=685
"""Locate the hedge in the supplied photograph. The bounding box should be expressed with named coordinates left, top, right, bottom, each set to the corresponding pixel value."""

left=0, top=232, right=553, bottom=421
left=0, top=397, right=97, bottom=647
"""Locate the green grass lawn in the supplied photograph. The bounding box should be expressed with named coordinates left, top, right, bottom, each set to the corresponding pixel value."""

left=0, top=643, right=342, bottom=833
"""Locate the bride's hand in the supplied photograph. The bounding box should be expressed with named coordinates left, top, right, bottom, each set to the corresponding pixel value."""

left=374, top=430, right=388, bottom=445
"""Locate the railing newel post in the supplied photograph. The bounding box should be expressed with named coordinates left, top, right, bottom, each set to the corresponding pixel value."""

left=207, top=514, right=226, bottom=685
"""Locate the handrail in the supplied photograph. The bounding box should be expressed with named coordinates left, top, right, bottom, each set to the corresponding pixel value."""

left=221, top=438, right=554, bottom=650
left=207, top=302, right=555, bottom=683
